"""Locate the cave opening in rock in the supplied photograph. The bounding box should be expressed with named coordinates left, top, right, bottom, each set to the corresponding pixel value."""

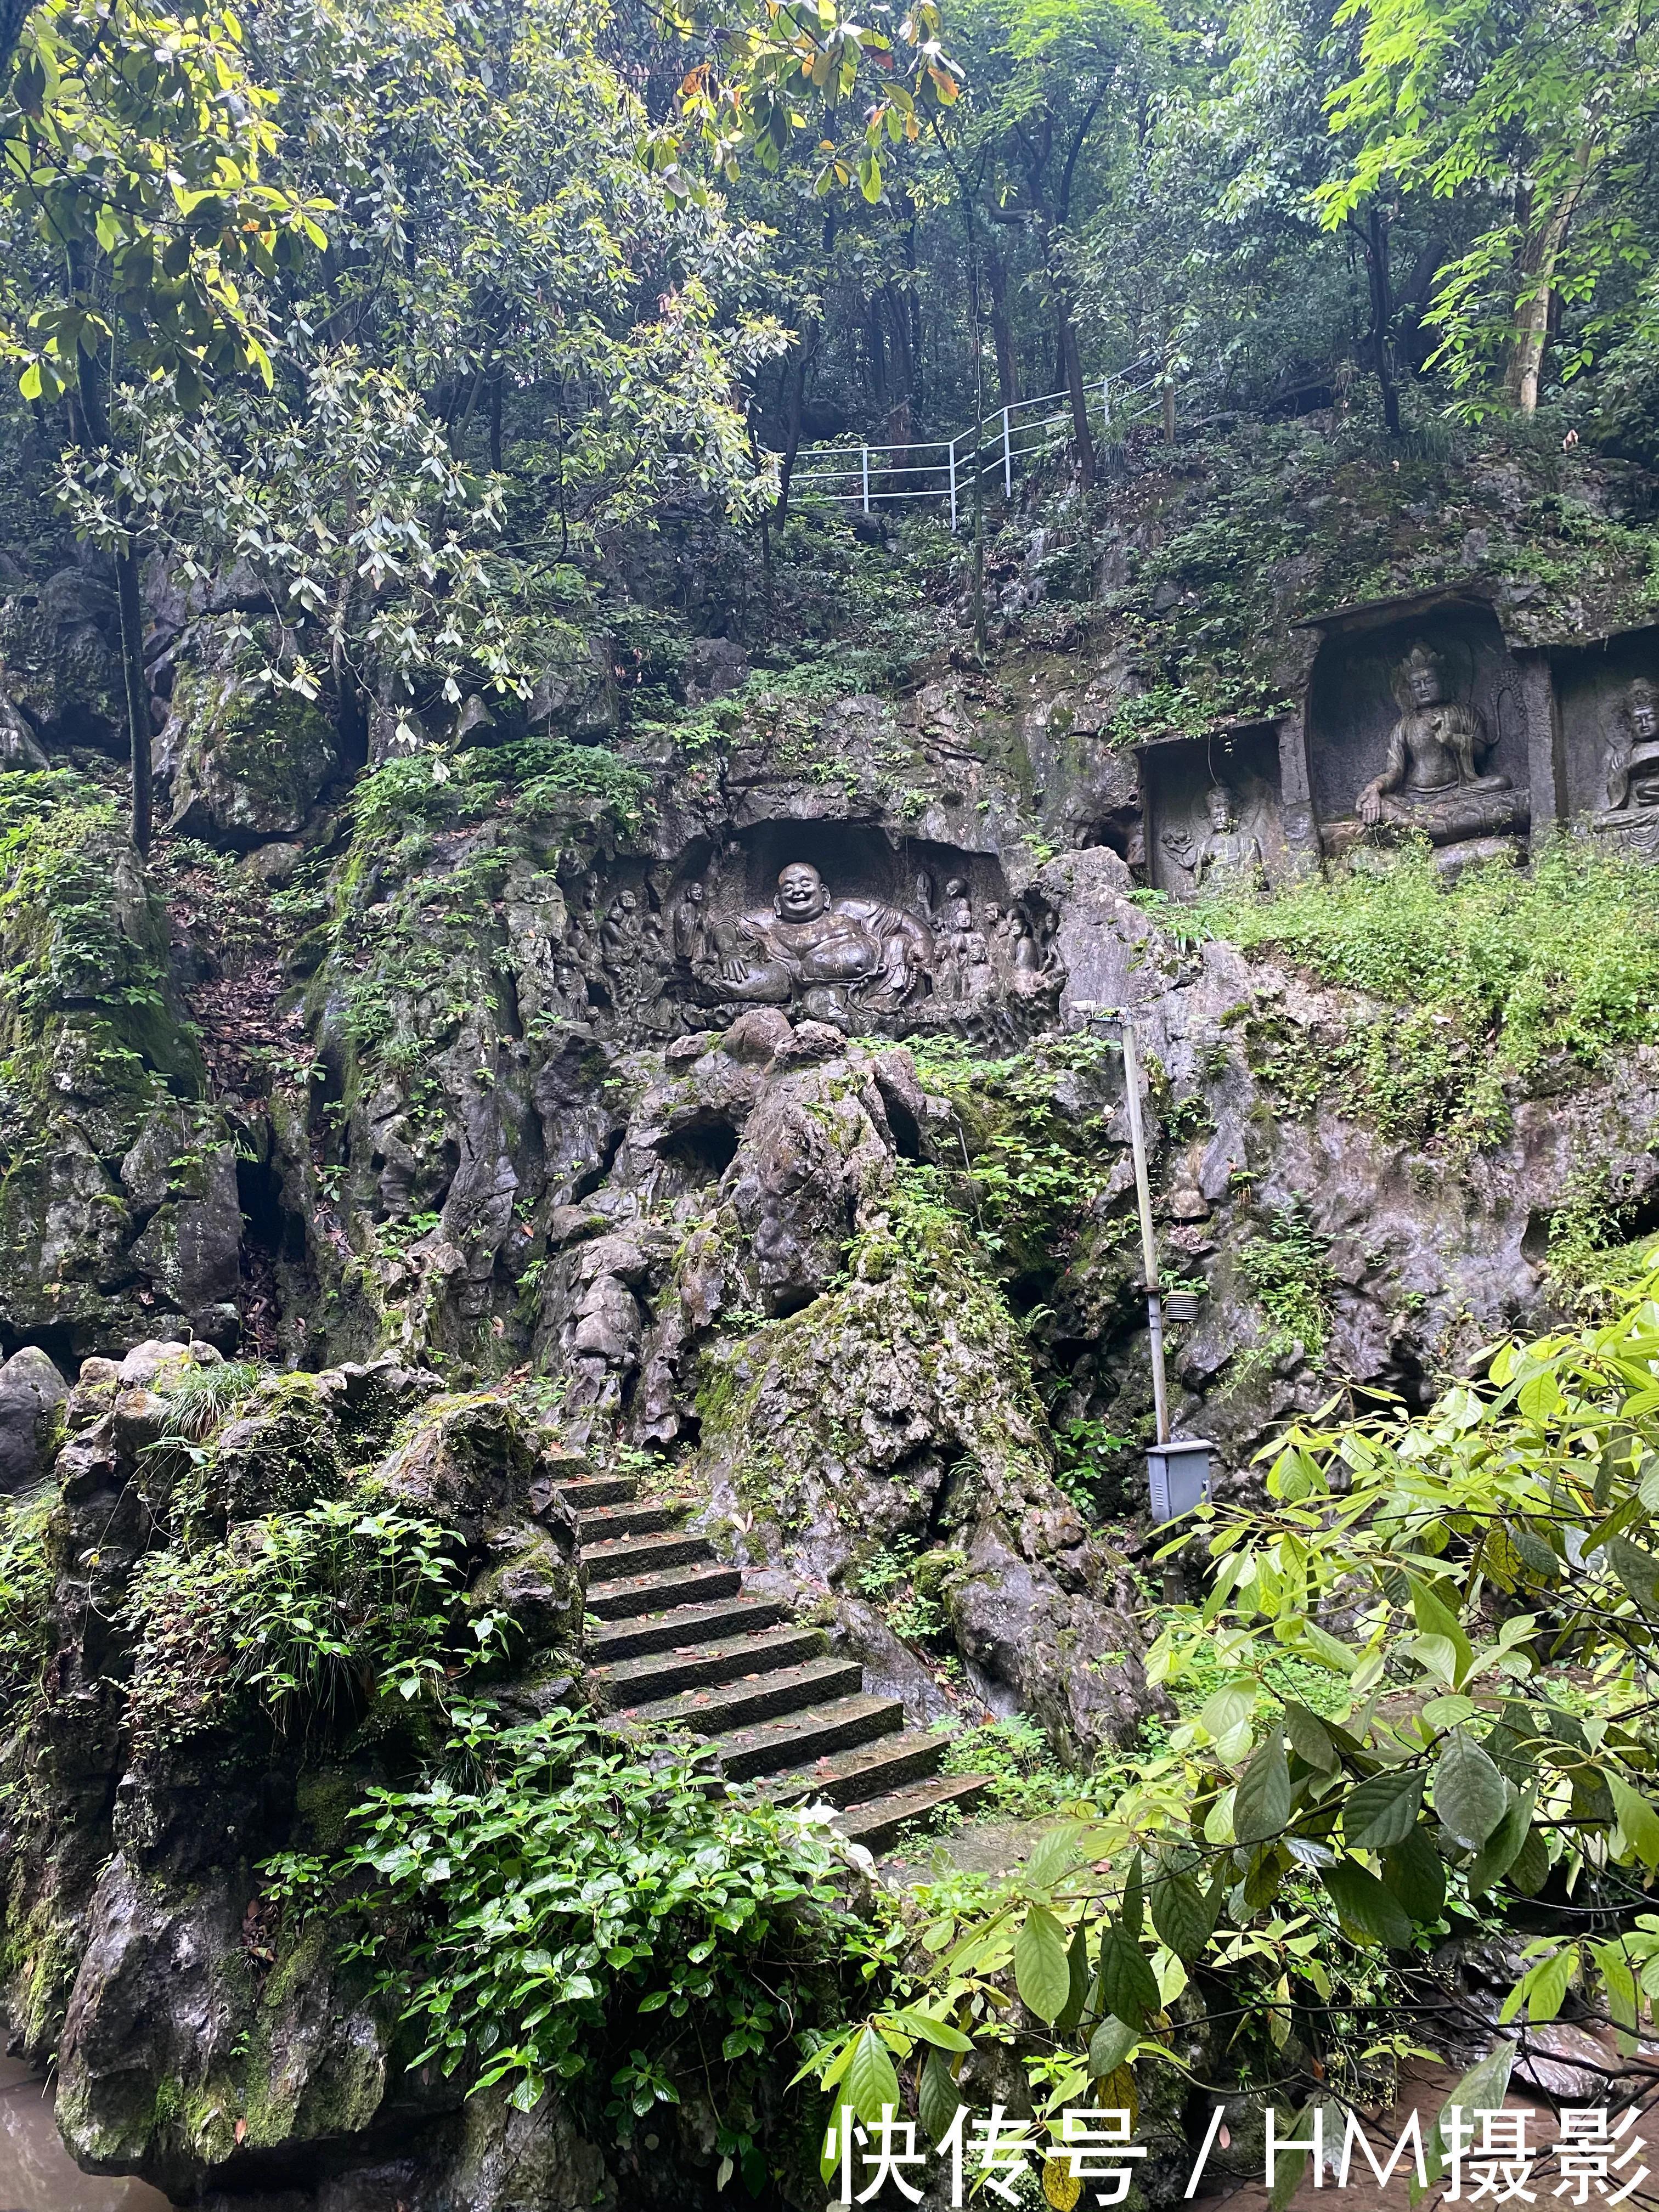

left=237, top=1147, right=306, bottom=1359
left=657, top=1115, right=741, bottom=1184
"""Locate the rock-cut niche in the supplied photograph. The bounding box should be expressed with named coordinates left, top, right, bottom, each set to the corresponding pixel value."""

left=1307, top=600, right=1530, bottom=874
left=659, top=820, right=1059, bottom=1035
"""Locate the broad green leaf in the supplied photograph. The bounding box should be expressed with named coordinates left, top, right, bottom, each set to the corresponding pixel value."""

left=1098, top=1925, right=1161, bottom=2032
left=1425, top=2045, right=1514, bottom=2188
left=1467, top=1797, right=1531, bottom=1897
left=1322, top=1858, right=1415, bottom=1949
left=1268, top=2106, right=1317, bottom=2212
left=1434, top=1731, right=1508, bottom=1850
left=1026, top=1821, right=1086, bottom=1892
left=1343, top=1768, right=1426, bottom=1850
left=1610, top=1775, right=1659, bottom=1870
left=1151, top=1867, right=1216, bottom=1961
left=888, top=2008, right=973, bottom=2052
left=918, top=2046, right=959, bottom=2146
left=1499, top=1945, right=1574, bottom=2026
left=843, top=2025, right=901, bottom=2126
left=1122, top=1850, right=1144, bottom=1937
left=1234, top=1731, right=1291, bottom=1844
left=1285, top=1702, right=1338, bottom=1771
left=1054, top=1920, right=1091, bottom=2036
left=1382, top=1825, right=1447, bottom=1923
left=1508, top=1823, right=1550, bottom=1895
left=1410, top=1579, right=1475, bottom=1687
left=1590, top=1942, right=1639, bottom=2053
left=1014, top=1906, right=1072, bottom=2024
left=1610, top=1537, right=1659, bottom=1612
left=1086, top=2013, right=1138, bottom=2079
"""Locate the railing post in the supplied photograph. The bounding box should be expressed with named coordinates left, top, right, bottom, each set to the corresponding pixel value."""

left=861, top=445, right=870, bottom=515
left=1102, top=377, right=1111, bottom=433
left=948, top=438, right=957, bottom=532
left=1002, top=407, right=1012, bottom=498
left=1162, top=370, right=1176, bottom=445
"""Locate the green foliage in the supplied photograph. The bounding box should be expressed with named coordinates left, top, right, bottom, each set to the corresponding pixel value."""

left=121, top=1494, right=495, bottom=1755
left=934, top=1716, right=1085, bottom=1821
left=349, top=738, right=647, bottom=848
left=1203, top=840, right=1659, bottom=1154
left=1237, top=1198, right=1334, bottom=1368
left=266, top=1711, right=884, bottom=2165
left=0, top=1486, right=51, bottom=1752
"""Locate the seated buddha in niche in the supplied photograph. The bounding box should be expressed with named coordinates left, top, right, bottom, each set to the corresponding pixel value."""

left=706, top=861, right=934, bottom=1024
left=1605, top=678, right=1659, bottom=813
left=1356, top=640, right=1513, bottom=837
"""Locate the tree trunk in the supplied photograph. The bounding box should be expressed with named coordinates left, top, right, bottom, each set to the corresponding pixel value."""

left=75, top=352, right=153, bottom=857
left=1504, top=197, right=1574, bottom=415
left=1059, top=303, right=1096, bottom=490
left=774, top=329, right=812, bottom=529
left=985, top=244, right=1018, bottom=410
left=488, top=370, right=504, bottom=471
left=1362, top=206, right=1402, bottom=435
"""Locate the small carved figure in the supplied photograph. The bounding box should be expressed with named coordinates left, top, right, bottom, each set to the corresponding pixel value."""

left=600, top=889, right=642, bottom=966
left=913, top=868, right=935, bottom=923
left=707, top=861, right=934, bottom=1024
left=1006, top=907, right=1043, bottom=979
left=1163, top=784, right=1265, bottom=889
left=671, top=880, right=709, bottom=964
left=935, top=876, right=975, bottom=1003
left=1357, top=641, right=1509, bottom=828
left=1605, top=678, right=1659, bottom=812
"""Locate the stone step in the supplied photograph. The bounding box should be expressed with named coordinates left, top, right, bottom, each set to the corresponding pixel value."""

left=578, top=1501, right=679, bottom=1542
left=593, top=1624, right=826, bottom=1709
left=768, top=1726, right=947, bottom=1810
left=583, top=1561, right=742, bottom=1620
left=836, top=1773, right=994, bottom=1854
left=620, top=1656, right=864, bottom=1735
left=557, top=1475, right=637, bottom=1509
left=712, top=1692, right=906, bottom=1784
left=589, top=1593, right=788, bottom=1663
left=583, top=1531, right=715, bottom=1583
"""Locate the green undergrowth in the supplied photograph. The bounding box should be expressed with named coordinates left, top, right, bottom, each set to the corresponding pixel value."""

left=0, top=1486, right=51, bottom=1779
left=262, top=1709, right=887, bottom=2190
left=349, top=735, right=648, bottom=846
left=1234, top=1200, right=1336, bottom=1381
left=1201, top=839, right=1659, bottom=1154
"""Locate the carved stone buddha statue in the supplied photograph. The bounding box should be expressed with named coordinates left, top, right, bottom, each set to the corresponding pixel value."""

left=1604, top=678, right=1659, bottom=814
left=1163, top=782, right=1265, bottom=890
left=1356, top=641, right=1515, bottom=840
left=703, top=861, right=934, bottom=1025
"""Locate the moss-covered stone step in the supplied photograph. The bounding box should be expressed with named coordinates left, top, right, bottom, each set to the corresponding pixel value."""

left=710, top=1692, right=906, bottom=1783
left=766, top=1726, right=948, bottom=1810
left=592, top=1623, right=826, bottom=1709
left=558, top=1475, right=638, bottom=1510
left=584, top=1561, right=742, bottom=1618
left=583, top=1530, right=715, bottom=1582
left=620, top=1656, right=862, bottom=1734
left=589, top=1593, right=788, bottom=1662
left=836, top=1774, right=992, bottom=1854
left=576, top=1500, right=680, bottom=1542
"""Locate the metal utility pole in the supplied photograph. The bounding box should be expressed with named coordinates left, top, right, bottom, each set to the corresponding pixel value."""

left=1116, top=1011, right=1170, bottom=1447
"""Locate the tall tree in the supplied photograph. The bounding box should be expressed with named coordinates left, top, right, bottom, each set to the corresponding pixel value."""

left=0, top=0, right=324, bottom=852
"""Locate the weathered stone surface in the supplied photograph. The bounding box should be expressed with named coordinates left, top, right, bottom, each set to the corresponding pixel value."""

left=0, top=1344, right=67, bottom=1492
left=165, top=655, right=339, bottom=843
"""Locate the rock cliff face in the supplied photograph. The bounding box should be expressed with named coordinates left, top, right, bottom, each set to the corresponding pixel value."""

left=4, top=419, right=1659, bottom=2210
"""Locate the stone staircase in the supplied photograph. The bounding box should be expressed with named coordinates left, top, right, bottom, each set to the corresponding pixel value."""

left=561, top=1469, right=990, bottom=1852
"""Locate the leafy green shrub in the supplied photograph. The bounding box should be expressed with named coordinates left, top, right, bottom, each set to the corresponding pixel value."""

left=1236, top=1199, right=1334, bottom=1369
left=264, top=1713, right=883, bottom=2182
left=0, top=1486, right=51, bottom=1750
left=933, top=1716, right=1084, bottom=1821
left=349, top=737, right=647, bottom=846
left=1201, top=839, right=1659, bottom=1153
left=121, top=1497, right=495, bottom=1754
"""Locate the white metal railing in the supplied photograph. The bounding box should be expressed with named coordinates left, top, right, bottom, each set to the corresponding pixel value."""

left=785, top=368, right=1169, bottom=527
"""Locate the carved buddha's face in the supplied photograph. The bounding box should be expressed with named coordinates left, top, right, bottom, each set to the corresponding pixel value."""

left=776, top=864, right=830, bottom=922
left=1206, top=787, right=1234, bottom=832
left=1632, top=690, right=1656, bottom=742
left=684, top=883, right=703, bottom=905
left=1407, top=656, right=1444, bottom=709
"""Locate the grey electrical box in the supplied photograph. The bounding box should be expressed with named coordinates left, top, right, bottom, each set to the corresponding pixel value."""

left=1147, top=1436, right=1214, bottom=1522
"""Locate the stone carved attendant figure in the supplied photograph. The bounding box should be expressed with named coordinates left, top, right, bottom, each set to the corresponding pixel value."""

left=1357, top=641, right=1509, bottom=828
left=671, top=880, right=709, bottom=965
left=709, top=862, right=934, bottom=1024
left=1163, top=783, right=1264, bottom=890
left=936, top=876, right=974, bottom=1003
left=1605, top=678, right=1659, bottom=812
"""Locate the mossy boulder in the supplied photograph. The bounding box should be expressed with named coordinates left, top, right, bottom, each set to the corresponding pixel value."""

left=166, top=660, right=338, bottom=844
left=0, top=577, right=126, bottom=753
